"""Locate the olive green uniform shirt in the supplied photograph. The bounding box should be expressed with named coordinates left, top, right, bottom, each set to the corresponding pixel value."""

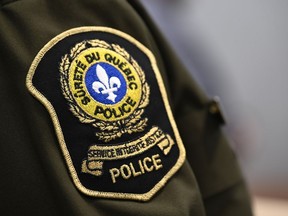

left=0, top=0, right=253, bottom=215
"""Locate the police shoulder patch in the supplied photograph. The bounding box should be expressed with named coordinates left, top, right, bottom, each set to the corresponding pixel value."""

left=26, top=27, right=185, bottom=201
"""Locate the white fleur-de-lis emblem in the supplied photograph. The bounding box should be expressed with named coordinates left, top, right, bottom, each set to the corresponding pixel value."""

left=92, top=64, right=121, bottom=103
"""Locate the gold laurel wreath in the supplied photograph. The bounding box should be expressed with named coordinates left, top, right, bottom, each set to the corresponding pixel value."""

left=59, top=40, right=150, bottom=142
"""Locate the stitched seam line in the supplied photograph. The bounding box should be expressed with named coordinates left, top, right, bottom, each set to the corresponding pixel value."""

left=1, top=0, right=20, bottom=7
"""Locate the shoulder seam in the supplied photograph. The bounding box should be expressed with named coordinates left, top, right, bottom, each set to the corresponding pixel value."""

left=1, top=0, right=19, bottom=7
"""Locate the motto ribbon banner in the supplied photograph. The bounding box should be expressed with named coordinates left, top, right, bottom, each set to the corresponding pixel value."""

left=82, top=126, right=175, bottom=176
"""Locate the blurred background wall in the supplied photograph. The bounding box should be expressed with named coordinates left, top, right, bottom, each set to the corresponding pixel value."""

left=140, top=0, right=288, bottom=209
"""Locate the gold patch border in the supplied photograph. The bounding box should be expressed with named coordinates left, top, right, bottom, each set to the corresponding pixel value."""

left=26, top=26, right=186, bottom=201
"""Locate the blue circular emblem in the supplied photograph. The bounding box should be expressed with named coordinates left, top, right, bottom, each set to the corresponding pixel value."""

left=85, top=63, right=127, bottom=105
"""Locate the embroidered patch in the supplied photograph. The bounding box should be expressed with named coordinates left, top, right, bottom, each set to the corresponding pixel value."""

left=26, top=27, right=185, bottom=201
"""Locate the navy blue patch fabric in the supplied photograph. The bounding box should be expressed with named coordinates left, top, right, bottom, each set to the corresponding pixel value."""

left=28, top=28, right=185, bottom=200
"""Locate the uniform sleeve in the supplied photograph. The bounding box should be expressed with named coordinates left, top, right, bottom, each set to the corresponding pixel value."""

left=0, top=0, right=253, bottom=215
left=0, top=0, right=205, bottom=216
